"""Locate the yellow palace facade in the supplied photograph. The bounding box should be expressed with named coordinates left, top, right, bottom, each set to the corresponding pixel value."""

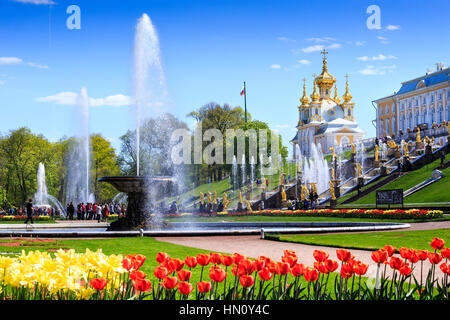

left=374, top=64, right=450, bottom=144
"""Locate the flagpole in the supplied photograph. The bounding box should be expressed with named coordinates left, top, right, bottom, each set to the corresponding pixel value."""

left=244, top=81, right=247, bottom=123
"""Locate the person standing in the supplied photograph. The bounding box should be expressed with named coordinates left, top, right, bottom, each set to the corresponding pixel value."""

left=24, top=199, right=33, bottom=224
left=68, top=202, right=75, bottom=220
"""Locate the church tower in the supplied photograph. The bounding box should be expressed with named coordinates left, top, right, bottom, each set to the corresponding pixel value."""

left=342, top=74, right=355, bottom=121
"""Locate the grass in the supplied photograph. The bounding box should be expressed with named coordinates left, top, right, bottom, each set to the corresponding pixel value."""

left=163, top=215, right=450, bottom=223
left=0, top=219, right=56, bottom=224
left=266, top=228, right=450, bottom=251
left=350, top=153, right=450, bottom=205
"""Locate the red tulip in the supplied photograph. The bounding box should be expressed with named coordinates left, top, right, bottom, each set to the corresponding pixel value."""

left=277, top=262, right=291, bottom=275
left=258, top=267, right=273, bottom=281
left=154, top=266, right=169, bottom=280
left=314, top=261, right=329, bottom=274
left=440, top=263, right=450, bottom=274
left=384, top=245, right=396, bottom=257
left=354, top=262, right=369, bottom=276
left=231, top=264, right=246, bottom=277
left=304, top=268, right=319, bottom=282
left=184, top=256, right=197, bottom=269
left=163, top=276, right=178, bottom=290
left=441, top=248, right=450, bottom=259
left=132, top=278, right=152, bottom=292
left=253, top=259, right=266, bottom=271
left=221, top=255, right=234, bottom=266
left=129, top=270, right=147, bottom=281
left=156, top=252, right=170, bottom=264
left=336, top=249, right=352, bottom=262
left=239, top=275, right=255, bottom=287
left=131, top=254, right=146, bottom=270
left=197, top=254, right=211, bottom=266
left=399, top=247, right=412, bottom=260
left=168, top=258, right=184, bottom=272
left=90, top=278, right=108, bottom=290
left=232, top=253, right=247, bottom=265
left=399, top=265, right=413, bottom=276
left=281, top=255, right=297, bottom=267
left=239, top=259, right=255, bottom=275
left=428, top=252, right=442, bottom=264
left=325, top=259, right=339, bottom=272
left=417, top=250, right=429, bottom=261
left=340, top=263, right=354, bottom=278
left=291, top=263, right=306, bottom=277
left=430, top=238, right=445, bottom=251
left=177, top=269, right=192, bottom=282
left=210, top=253, right=222, bottom=265
left=177, top=281, right=194, bottom=295
left=122, top=257, right=133, bottom=271
left=283, top=249, right=297, bottom=258
left=209, top=266, right=227, bottom=283
left=313, top=249, right=329, bottom=262
left=389, top=257, right=405, bottom=270
left=371, top=249, right=388, bottom=264
left=197, top=281, right=212, bottom=293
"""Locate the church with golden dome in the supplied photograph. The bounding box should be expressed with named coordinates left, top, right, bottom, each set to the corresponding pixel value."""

left=291, top=50, right=365, bottom=157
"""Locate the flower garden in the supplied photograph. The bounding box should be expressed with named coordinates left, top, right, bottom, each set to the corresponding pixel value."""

left=0, top=237, right=448, bottom=300
left=164, top=209, right=444, bottom=220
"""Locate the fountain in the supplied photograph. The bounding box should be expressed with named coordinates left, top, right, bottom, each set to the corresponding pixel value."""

left=302, top=143, right=330, bottom=195
left=232, top=155, right=238, bottom=190
left=99, top=13, right=175, bottom=231
left=35, top=163, right=66, bottom=216
left=250, top=156, right=255, bottom=189
left=241, top=154, right=246, bottom=187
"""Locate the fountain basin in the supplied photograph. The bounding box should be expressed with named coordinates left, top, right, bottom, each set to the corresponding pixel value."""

left=98, top=176, right=176, bottom=231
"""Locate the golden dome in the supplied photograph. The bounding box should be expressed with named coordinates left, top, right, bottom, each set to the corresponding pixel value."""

left=299, top=78, right=310, bottom=106
left=333, top=84, right=341, bottom=104
left=315, top=49, right=336, bottom=91
left=342, top=74, right=353, bottom=103
left=310, top=80, right=320, bottom=102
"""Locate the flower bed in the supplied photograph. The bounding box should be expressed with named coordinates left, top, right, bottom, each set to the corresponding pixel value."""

left=0, top=237, right=448, bottom=300
left=0, top=215, right=53, bottom=221
left=164, top=209, right=443, bottom=220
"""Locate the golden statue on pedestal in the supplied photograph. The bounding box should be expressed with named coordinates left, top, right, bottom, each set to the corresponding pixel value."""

left=213, top=190, right=217, bottom=205
left=223, top=192, right=229, bottom=211
left=351, top=143, right=355, bottom=154
left=416, top=127, right=421, bottom=143
left=403, top=142, right=409, bottom=157
left=329, top=180, right=336, bottom=200
left=375, top=145, right=379, bottom=161
left=207, top=192, right=212, bottom=204
left=281, top=186, right=287, bottom=202
left=356, top=163, right=362, bottom=177
left=330, top=146, right=336, bottom=161
left=238, top=190, right=243, bottom=204
left=331, top=167, right=335, bottom=181
left=246, top=200, right=253, bottom=212
left=199, top=192, right=204, bottom=205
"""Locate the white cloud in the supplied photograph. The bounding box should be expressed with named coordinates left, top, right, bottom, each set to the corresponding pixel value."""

left=298, top=59, right=311, bottom=65
left=0, top=57, right=23, bottom=65
left=11, top=0, right=55, bottom=4
left=0, top=80, right=6, bottom=86
left=277, top=36, right=296, bottom=42
left=377, top=36, right=390, bottom=44
left=301, top=45, right=324, bottom=53
left=357, top=54, right=397, bottom=61
left=270, top=64, right=281, bottom=69
left=36, top=92, right=131, bottom=107
left=307, top=37, right=336, bottom=43
left=27, top=62, right=49, bottom=69
left=386, top=25, right=400, bottom=31
left=299, top=43, right=341, bottom=54
left=355, top=41, right=365, bottom=47
left=359, top=65, right=396, bottom=75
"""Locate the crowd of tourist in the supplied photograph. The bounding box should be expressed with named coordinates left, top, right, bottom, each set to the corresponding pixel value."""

left=65, top=202, right=126, bottom=222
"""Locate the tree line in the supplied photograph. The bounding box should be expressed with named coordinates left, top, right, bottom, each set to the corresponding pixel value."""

left=0, top=103, right=286, bottom=209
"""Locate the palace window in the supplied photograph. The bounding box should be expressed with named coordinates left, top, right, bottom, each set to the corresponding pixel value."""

left=393, top=116, right=397, bottom=133
left=415, top=99, right=418, bottom=106
left=423, top=97, right=426, bottom=105
left=408, top=102, right=412, bottom=109
left=431, top=108, right=435, bottom=123
left=414, top=113, right=419, bottom=126
left=439, top=107, right=443, bottom=123
left=431, top=95, right=434, bottom=103
left=400, top=116, right=404, bottom=131
left=400, top=103, right=404, bottom=110
left=408, top=113, right=412, bottom=129
left=439, top=93, right=442, bottom=100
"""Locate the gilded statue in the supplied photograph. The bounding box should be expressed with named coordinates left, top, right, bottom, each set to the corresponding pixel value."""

left=329, top=180, right=336, bottom=200
left=416, top=127, right=421, bottom=143
left=238, top=190, right=243, bottom=204
left=281, top=186, right=287, bottom=202
left=213, top=190, right=217, bottom=205
left=246, top=200, right=253, bottom=212
left=374, top=145, right=379, bottom=161
left=331, top=167, right=335, bottom=181
left=330, top=146, right=336, bottom=161
left=199, top=192, right=204, bottom=205
left=351, top=143, right=355, bottom=154
left=223, top=193, right=229, bottom=210
left=207, top=192, right=212, bottom=204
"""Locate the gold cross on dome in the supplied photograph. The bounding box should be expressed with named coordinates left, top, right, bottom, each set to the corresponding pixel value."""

left=321, top=49, right=328, bottom=59
left=302, top=77, right=307, bottom=84
left=345, top=74, right=349, bottom=80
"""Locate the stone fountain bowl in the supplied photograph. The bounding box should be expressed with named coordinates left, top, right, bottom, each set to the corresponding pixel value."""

left=99, top=176, right=177, bottom=231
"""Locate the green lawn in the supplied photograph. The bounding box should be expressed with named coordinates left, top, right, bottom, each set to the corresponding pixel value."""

left=164, top=215, right=450, bottom=224
left=350, top=154, right=450, bottom=205
left=266, top=228, right=450, bottom=251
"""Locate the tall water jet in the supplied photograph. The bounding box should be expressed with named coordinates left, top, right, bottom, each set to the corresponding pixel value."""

left=302, top=143, right=330, bottom=195
left=35, top=163, right=48, bottom=207
left=250, top=156, right=255, bottom=187
left=35, top=163, right=66, bottom=216
left=133, top=13, right=167, bottom=176
left=66, top=87, right=94, bottom=205
left=241, top=154, right=246, bottom=187
left=232, top=155, right=238, bottom=190
left=259, top=153, right=264, bottom=181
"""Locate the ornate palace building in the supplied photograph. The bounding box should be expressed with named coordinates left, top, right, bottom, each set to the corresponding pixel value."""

left=374, top=63, right=450, bottom=144
left=291, top=50, right=365, bottom=157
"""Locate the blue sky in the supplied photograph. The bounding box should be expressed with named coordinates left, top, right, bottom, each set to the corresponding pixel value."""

left=0, top=0, right=449, bottom=155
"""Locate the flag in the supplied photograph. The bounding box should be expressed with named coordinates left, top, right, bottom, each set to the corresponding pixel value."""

left=240, top=86, right=245, bottom=96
